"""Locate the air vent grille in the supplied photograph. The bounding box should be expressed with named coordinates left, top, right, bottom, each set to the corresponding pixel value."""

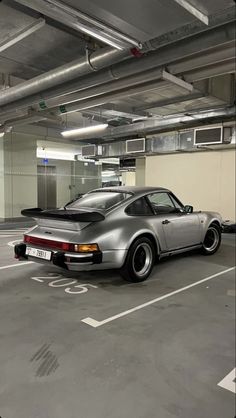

left=194, top=127, right=222, bottom=145
left=81, top=145, right=96, bottom=157
left=126, top=138, right=145, bottom=153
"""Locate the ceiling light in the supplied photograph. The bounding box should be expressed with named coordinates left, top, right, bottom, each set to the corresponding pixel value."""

left=0, top=132, right=5, bottom=137
left=61, top=124, right=108, bottom=138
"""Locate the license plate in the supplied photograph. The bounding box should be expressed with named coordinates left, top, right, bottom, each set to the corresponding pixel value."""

left=26, top=247, right=52, bottom=261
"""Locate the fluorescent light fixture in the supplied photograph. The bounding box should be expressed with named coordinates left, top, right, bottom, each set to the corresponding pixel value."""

left=0, top=132, right=5, bottom=137
left=61, top=124, right=108, bottom=138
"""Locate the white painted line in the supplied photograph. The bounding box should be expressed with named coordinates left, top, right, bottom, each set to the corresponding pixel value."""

left=0, top=261, right=34, bottom=271
left=7, top=239, right=22, bottom=248
left=0, top=235, right=18, bottom=238
left=218, top=368, right=236, bottom=394
left=81, top=266, right=236, bottom=328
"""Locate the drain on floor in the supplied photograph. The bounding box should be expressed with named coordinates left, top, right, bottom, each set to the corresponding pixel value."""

left=30, top=343, right=59, bottom=377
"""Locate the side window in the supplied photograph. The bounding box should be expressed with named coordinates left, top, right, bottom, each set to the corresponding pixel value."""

left=147, top=192, right=178, bottom=214
left=126, top=197, right=153, bottom=216
left=169, top=194, right=183, bottom=210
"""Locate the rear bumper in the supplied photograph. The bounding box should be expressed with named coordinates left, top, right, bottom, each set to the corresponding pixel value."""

left=14, top=243, right=127, bottom=271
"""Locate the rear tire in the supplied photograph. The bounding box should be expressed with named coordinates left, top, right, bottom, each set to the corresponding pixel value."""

left=121, top=237, right=155, bottom=282
left=201, top=224, right=221, bottom=255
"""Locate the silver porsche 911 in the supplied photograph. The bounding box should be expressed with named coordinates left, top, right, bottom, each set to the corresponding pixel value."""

left=15, top=186, right=222, bottom=282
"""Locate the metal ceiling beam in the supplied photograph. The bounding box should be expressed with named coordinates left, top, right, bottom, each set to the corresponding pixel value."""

left=162, top=70, right=193, bottom=91
left=173, top=0, right=209, bottom=25
left=0, top=17, right=45, bottom=52
left=14, top=0, right=141, bottom=50
left=143, top=7, right=235, bottom=51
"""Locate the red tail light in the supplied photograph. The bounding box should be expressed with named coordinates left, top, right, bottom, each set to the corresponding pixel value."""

left=24, top=235, right=99, bottom=253
left=24, top=235, right=73, bottom=251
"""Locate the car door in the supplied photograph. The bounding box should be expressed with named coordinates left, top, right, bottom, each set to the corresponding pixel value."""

left=147, top=192, right=201, bottom=250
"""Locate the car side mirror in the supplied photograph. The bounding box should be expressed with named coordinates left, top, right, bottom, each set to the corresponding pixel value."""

left=184, top=205, right=193, bottom=213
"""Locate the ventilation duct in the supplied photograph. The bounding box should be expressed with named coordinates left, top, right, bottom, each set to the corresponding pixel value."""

left=85, top=125, right=235, bottom=158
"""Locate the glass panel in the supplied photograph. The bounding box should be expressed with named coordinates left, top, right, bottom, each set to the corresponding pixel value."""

left=126, top=197, right=153, bottom=216
left=67, top=192, right=130, bottom=211
left=147, top=192, right=177, bottom=214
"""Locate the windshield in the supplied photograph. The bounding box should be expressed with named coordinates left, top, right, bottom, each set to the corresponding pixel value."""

left=67, top=192, right=131, bottom=211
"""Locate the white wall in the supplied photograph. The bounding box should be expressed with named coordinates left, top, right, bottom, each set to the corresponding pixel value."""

left=0, top=139, right=5, bottom=220
left=146, top=149, right=235, bottom=220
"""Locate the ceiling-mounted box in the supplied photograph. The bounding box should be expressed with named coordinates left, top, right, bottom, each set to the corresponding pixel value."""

left=81, top=144, right=103, bottom=157
left=126, top=138, right=145, bottom=154
left=194, top=126, right=232, bottom=146
left=81, top=144, right=96, bottom=157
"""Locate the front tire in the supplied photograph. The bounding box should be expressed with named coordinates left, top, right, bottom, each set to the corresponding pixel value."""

left=121, top=237, right=155, bottom=282
left=201, top=224, right=221, bottom=255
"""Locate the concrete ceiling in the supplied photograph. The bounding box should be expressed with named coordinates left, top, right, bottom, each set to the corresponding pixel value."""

left=0, top=0, right=235, bottom=142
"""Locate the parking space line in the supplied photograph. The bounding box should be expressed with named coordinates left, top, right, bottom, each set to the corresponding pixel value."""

left=0, top=261, right=34, bottom=271
left=81, top=266, right=235, bottom=328
left=217, top=368, right=236, bottom=393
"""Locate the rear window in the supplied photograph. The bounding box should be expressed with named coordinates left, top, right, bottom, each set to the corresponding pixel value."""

left=67, top=192, right=131, bottom=211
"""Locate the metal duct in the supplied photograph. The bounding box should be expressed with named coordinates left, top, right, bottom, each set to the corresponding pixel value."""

left=45, top=59, right=235, bottom=116
left=0, top=21, right=234, bottom=117
left=34, top=68, right=165, bottom=111
left=97, top=124, right=235, bottom=158
left=52, top=78, right=167, bottom=115
left=79, top=107, right=236, bottom=141
left=0, top=47, right=130, bottom=107
left=27, top=42, right=236, bottom=112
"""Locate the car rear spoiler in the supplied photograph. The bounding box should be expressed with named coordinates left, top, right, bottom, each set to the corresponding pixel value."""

left=21, top=208, right=105, bottom=222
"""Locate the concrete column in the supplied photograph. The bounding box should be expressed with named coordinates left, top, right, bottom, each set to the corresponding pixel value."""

left=2, top=132, right=37, bottom=221
left=121, top=171, right=136, bottom=186
left=136, top=157, right=146, bottom=186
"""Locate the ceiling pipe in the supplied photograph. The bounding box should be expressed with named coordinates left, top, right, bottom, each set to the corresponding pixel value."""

left=0, top=20, right=234, bottom=118
left=26, top=42, right=236, bottom=113
left=0, top=57, right=234, bottom=127
left=43, top=59, right=234, bottom=116
left=0, top=46, right=132, bottom=108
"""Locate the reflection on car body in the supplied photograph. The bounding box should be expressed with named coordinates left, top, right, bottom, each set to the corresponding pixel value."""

left=15, top=186, right=222, bottom=282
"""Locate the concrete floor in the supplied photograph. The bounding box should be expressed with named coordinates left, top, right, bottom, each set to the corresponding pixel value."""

left=0, top=227, right=235, bottom=418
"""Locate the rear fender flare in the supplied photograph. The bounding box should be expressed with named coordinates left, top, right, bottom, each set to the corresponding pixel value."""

left=127, top=229, right=161, bottom=255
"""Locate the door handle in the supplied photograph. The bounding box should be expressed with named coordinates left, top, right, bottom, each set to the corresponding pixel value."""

left=162, top=219, right=171, bottom=225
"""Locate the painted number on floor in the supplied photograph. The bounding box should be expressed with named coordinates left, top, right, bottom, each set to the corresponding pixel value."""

left=31, top=273, right=98, bottom=295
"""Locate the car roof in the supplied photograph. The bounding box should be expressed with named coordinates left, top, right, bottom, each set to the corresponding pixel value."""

left=90, top=186, right=170, bottom=196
